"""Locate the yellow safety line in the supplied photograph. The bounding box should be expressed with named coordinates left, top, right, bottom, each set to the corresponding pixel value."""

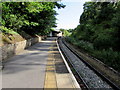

left=44, top=45, right=57, bottom=89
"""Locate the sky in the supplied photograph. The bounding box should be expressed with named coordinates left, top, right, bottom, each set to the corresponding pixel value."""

left=55, top=0, right=90, bottom=30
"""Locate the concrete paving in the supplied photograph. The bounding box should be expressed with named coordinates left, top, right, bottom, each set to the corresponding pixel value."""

left=1, top=37, right=80, bottom=89
left=2, top=38, right=54, bottom=88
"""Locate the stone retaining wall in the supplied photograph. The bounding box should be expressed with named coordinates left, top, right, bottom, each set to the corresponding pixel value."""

left=0, top=36, right=44, bottom=63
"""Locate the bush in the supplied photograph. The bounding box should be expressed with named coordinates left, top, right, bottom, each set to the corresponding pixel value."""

left=66, top=37, right=120, bottom=72
left=93, top=32, right=113, bottom=50
left=92, top=48, right=120, bottom=71
left=77, top=40, right=94, bottom=52
left=66, top=37, right=76, bottom=44
left=66, top=37, right=94, bottom=52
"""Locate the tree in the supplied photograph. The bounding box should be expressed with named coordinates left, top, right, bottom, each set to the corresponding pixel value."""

left=1, top=2, right=65, bottom=36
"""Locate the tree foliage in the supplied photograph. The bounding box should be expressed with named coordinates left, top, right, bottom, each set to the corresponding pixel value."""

left=1, top=2, right=65, bottom=36
left=72, top=1, right=120, bottom=51
left=69, top=1, right=120, bottom=71
left=60, top=28, right=71, bottom=37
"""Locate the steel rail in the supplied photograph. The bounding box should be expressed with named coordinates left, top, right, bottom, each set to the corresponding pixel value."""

left=57, top=37, right=89, bottom=90
left=58, top=37, right=120, bottom=90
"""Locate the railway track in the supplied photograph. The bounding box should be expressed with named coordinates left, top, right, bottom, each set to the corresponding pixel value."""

left=57, top=37, right=120, bottom=90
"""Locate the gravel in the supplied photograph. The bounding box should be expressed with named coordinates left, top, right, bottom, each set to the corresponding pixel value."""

left=59, top=40, right=113, bottom=89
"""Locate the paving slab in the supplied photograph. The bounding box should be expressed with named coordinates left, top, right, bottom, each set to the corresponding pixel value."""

left=51, top=42, right=79, bottom=89
left=1, top=37, right=80, bottom=89
left=2, top=38, right=55, bottom=88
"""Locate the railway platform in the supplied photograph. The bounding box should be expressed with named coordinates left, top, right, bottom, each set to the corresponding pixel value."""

left=1, top=37, right=80, bottom=89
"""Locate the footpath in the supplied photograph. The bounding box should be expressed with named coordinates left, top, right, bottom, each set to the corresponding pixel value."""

left=1, top=37, right=80, bottom=89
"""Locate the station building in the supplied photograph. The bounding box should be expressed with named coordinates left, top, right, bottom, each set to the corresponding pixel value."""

left=49, top=30, right=62, bottom=37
